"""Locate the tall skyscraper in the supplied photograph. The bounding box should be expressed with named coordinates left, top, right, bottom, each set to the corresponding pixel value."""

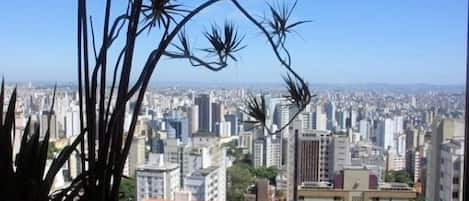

left=253, top=139, right=265, bottom=168
left=359, top=119, right=370, bottom=141
left=439, top=138, right=464, bottom=201
left=40, top=111, right=58, bottom=140
left=376, top=118, right=395, bottom=150
left=188, top=105, right=199, bottom=135
left=224, top=114, right=238, bottom=136
left=214, top=121, right=231, bottom=137
left=265, top=135, right=282, bottom=169
left=65, top=104, right=80, bottom=138
left=211, top=102, right=224, bottom=133
left=273, top=101, right=290, bottom=130
left=127, top=135, right=146, bottom=177
left=325, top=101, right=336, bottom=130
left=312, top=105, right=327, bottom=131
left=426, top=119, right=464, bottom=201
left=330, top=134, right=351, bottom=176
left=296, top=130, right=331, bottom=183
left=194, top=94, right=212, bottom=132
left=167, top=118, right=189, bottom=144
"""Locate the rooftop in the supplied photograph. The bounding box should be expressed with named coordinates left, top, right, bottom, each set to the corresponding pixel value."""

left=136, top=162, right=179, bottom=172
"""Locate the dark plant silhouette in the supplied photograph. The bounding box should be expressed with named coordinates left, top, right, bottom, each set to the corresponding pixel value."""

left=1, top=0, right=311, bottom=200
left=0, top=80, right=84, bottom=201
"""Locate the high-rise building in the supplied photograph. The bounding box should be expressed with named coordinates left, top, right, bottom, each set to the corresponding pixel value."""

left=426, top=119, right=464, bottom=201
left=300, top=112, right=313, bottom=130
left=312, top=105, right=327, bottom=131
left=253, top=139, right=265, bottom=168
left=136, top=155, right=180, bottom=201
left=184, top=166, right=224, bottom=201
left=330, top=134, right=351, bottom=176
left=184, top=135, right=226, bottom=201
left=167, top=118, right=189, bottom=144
left=65, top=104, right=80, bottom=138
left=194, top=94, right=212, bottom=132
left=376, top=118, right=395, bottom=150
left=397, top=133, right=406, bottom=156
left=211, top=102, right=224, bottom=133
left=336, top=110, right=348, bottom=130
left=224, top=114, right=238, bottom=136
left=163, top=138, right=184, bottom=166
left=325, top=101, right=336, bottom=131
left=238, top=131, right=253, bottom=153
left=296, top=129, right=331, bottom=184
left=273, top=101, right=290, bottom=131
left=265, top=135, right=282, bottom=169
left=386, top=149, right=405, bottom=171
left=214, top=121, right=231, bottom=137
left=188, top=105, right=199, bottom=135
left=359, top=119, right=369, bottom=141
left=439, top=137, right=464, bottom=201
left=127, top=135, right=147, bottom=177
left=41, top=111, right=58, bottom=140
left=406, top=146, right=423, bottom=183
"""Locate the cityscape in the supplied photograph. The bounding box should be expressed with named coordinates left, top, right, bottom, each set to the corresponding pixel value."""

left=2, top=82, right=465, bottom=201
left=0, top=1, right=466, bottom=201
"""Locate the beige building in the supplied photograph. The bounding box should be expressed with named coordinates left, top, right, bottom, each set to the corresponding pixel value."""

left=426, top=119, right=464, bottom=201
left=297, top=167, right=417, bottom=201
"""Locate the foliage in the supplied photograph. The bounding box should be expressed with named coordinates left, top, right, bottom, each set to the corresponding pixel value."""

left=47, top=141, right=59, bottom=159
left=0, top=80, right=84, bottom=201
left=227, top=157, right=279, bottom=201
left=119, top=177, right=136, bottom=201
left=227, top=163, right=256, bottom=201
left=250, top=166, right=278, bottom=184
left=385, top=170, right=414, bottom=187
left=224, top=140, right=244, bottom=161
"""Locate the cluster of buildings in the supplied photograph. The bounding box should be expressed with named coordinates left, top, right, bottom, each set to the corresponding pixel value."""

left=3, top=83, right=465, bottom=201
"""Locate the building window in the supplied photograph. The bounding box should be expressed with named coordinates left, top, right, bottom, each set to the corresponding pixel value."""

left=453, top=177, right=459, bottom=184
left=452, top=192, right=459, bottom=199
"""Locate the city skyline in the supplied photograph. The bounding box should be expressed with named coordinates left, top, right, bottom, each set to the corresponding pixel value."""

left=0, top=0, right=467, bottom=84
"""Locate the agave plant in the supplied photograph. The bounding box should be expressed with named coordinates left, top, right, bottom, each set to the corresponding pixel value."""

left=0, top=80, right=85, bottom=201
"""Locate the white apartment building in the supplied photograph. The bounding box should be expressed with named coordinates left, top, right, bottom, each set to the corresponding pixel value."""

left=136, top=160, right=180, bottom=201
left=265, top=135, right=282, bottom=169
left=184, top=166, right=223, bottom=201
left=253, top=139, right=265, bottom=168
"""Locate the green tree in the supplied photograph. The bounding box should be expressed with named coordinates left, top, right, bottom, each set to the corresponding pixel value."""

left=227, top=163, right=255, bottom=201
left=385, top=170, right=413, bottom=186
left=251, top=166, right=278, bottom=184
left=119, top=177, right=136, bottom=201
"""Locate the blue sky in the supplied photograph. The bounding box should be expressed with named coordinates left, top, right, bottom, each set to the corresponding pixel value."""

left=0, top=0, right=467, bottom=85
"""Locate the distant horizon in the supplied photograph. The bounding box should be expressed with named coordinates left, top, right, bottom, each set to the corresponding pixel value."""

left=4, top=79, right=465, bottom=88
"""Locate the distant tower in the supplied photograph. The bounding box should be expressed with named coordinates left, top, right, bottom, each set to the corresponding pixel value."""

left=211, top=102, right=224, bottom=132
left=325, top=101, right=336, bottom=130
left=224, top=114, right=239, bottom=136
left=188, top=105, right=199, bottom=135
left=194, top=94, right=212, bottom=132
